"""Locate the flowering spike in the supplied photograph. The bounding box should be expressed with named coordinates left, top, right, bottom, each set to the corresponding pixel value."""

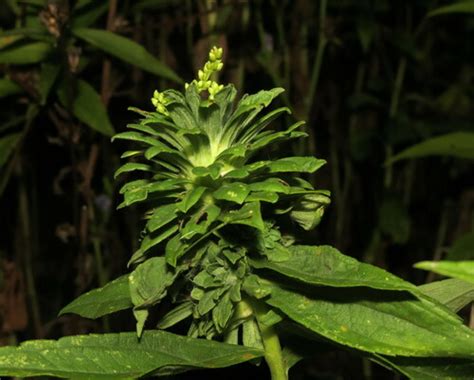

left=187, top=46, right=225, bottom=101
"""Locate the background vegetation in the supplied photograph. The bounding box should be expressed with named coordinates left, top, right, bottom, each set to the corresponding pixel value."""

left=0, top=0, right=473, bottom=378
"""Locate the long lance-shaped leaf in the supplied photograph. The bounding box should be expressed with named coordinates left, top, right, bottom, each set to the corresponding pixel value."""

left=418, top=278, right=474, bottom=312
left=374, top=355, right=474, bottom=380
left=250, top=245, right=419, bottom=295
left=57, top=79, right=115, bottom=136
left=249, top=277, right=474, bottom=358
left=428, top=2, right=474, bottom=17
left=386, top=132, right=474, bottom=164
left=59, top=275, right=132, bottom=319
left=73, top=28, right=182, bottom=83
left=0, top=330, right=263, bottom=379
left=415, top=260, right=474, bottom=285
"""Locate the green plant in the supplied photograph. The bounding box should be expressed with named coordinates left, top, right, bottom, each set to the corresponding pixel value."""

left=0, top=46, right=474, bottom=379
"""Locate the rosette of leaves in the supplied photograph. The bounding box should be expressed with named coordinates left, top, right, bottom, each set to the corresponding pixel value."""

left=1, top=48, right=474, bottom=380
left=113, top=46, right=330, bottom=339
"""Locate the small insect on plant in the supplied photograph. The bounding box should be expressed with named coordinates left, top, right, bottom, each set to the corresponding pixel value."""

left=0, top=47, right=473, bottom=380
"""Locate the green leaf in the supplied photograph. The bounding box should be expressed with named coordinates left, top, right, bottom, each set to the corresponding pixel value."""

left=249, top=178, right=289, bottom=194
left=428, top=1, right=474, bottom=17
left=378, top=197, right=411, bottom=244
left=114, top=162, right=152, bottom=178
left=0, top=41, right=51, bottom=64
left=179, top=186, right=206, bottom=212
left=129, top=257, right=176, bottom=336
left=0, top=133, right=21, bottom=168
left=129, top=224, right=179, bottom=265
left=250, top=245, right=419, bottom=294
left=0, top=78, right=22, bottom=98
left=57, top=79, right=115, bottom=136
left=129, top=257, right=175, bottom=308
left=213, top=182, right=250, bottom=204
left=246, top=191, right=279, bottom=203
left=0, top=330, right=263, bottom=378
left=221, top=202, right=265, bottom=231
left=446, top=232, right=474, bottom=260
left=72, top=2, right=108, bottom=28
left=39, top=62, right=60, bottom=105
left=59, top=275, right=132, bottom=319
left=376, top=355, right=474, bottom=380
left=418, top=279, right=474, bottom=312
left=415, top=260, right=474, bottom=284
left=157, top=302, right=193, bottom=329
left=261, top=279, right=474, bottom=357
left=73, top=28, right=182, bottom=83
left=386, top=132, right=474, bottom=164
left=147, top=204, right=179, bottom=232
left=267, top=157, right=326, bottom=173
left=289, top=192, right=331, bottom=231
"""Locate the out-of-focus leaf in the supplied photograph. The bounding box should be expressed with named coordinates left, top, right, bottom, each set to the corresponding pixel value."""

left=260, top=278, right=474, bottom=357
left=132, top=0, right=182, bottom=12
left=379, top=197, right=411, bottom=244
left=415, top=260, right=474, bottom=284
left=57, top=79, right=115, bottom=136
left=0, top=78, right=22, bottom=98
left=0, top=133, right=22, bottom=168
left=0, top=41, right=51, bottom=64
left=39, top=62, right=60, bottom=105
left=71, top=2, right=108, bottom=28
left=356, top=15, right=376, bottom=53
left=428, top=1, right=474, bottom=17
left=72, top=28, right=182, bottom=83
left=446, top=232, right=474, bottom=260
left=418, top=279, right=474, bottom=312
left=386, top=132, right=474, bottom=164
left=0, top=330, right=263, bottom=378
left=59, top=275, right=132, bottom=319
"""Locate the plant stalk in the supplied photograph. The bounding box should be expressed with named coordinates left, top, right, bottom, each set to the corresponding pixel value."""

left=305, top=0, right=328, bottom=119
left=384, top=57, right=407, bottom=188
left=252, top=301, right=287, bottom=380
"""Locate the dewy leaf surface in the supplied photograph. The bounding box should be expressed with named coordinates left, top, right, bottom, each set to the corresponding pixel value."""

left=250, top=245, right=418, bottom=294
left=0, top=330, right=263, bottom=379
left=73, top=28, right=182, bottom=83
left=59, top=275, right=132, bottom=319
left=260, top=279, right=474, bottom=357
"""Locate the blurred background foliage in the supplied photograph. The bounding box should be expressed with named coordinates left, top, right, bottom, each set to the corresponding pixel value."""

left=0, top=0, right=473, bottom=378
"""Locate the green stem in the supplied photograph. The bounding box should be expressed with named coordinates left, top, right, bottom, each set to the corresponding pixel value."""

left=305, top=0, right=328, bottom=119
left=384, top=57, right=407, bottom=189
left=252, top=300, right=287, bottom=380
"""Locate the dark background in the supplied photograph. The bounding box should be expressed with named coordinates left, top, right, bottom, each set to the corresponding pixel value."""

left=0, top=0, right=473, bottom=378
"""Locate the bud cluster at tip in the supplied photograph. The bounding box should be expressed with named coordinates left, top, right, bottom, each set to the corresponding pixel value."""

left=151, top=90, right=169, bottom=115
left=186, top=46, right=224, bottom=101
left=151, top=46, right=225, bottom=113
